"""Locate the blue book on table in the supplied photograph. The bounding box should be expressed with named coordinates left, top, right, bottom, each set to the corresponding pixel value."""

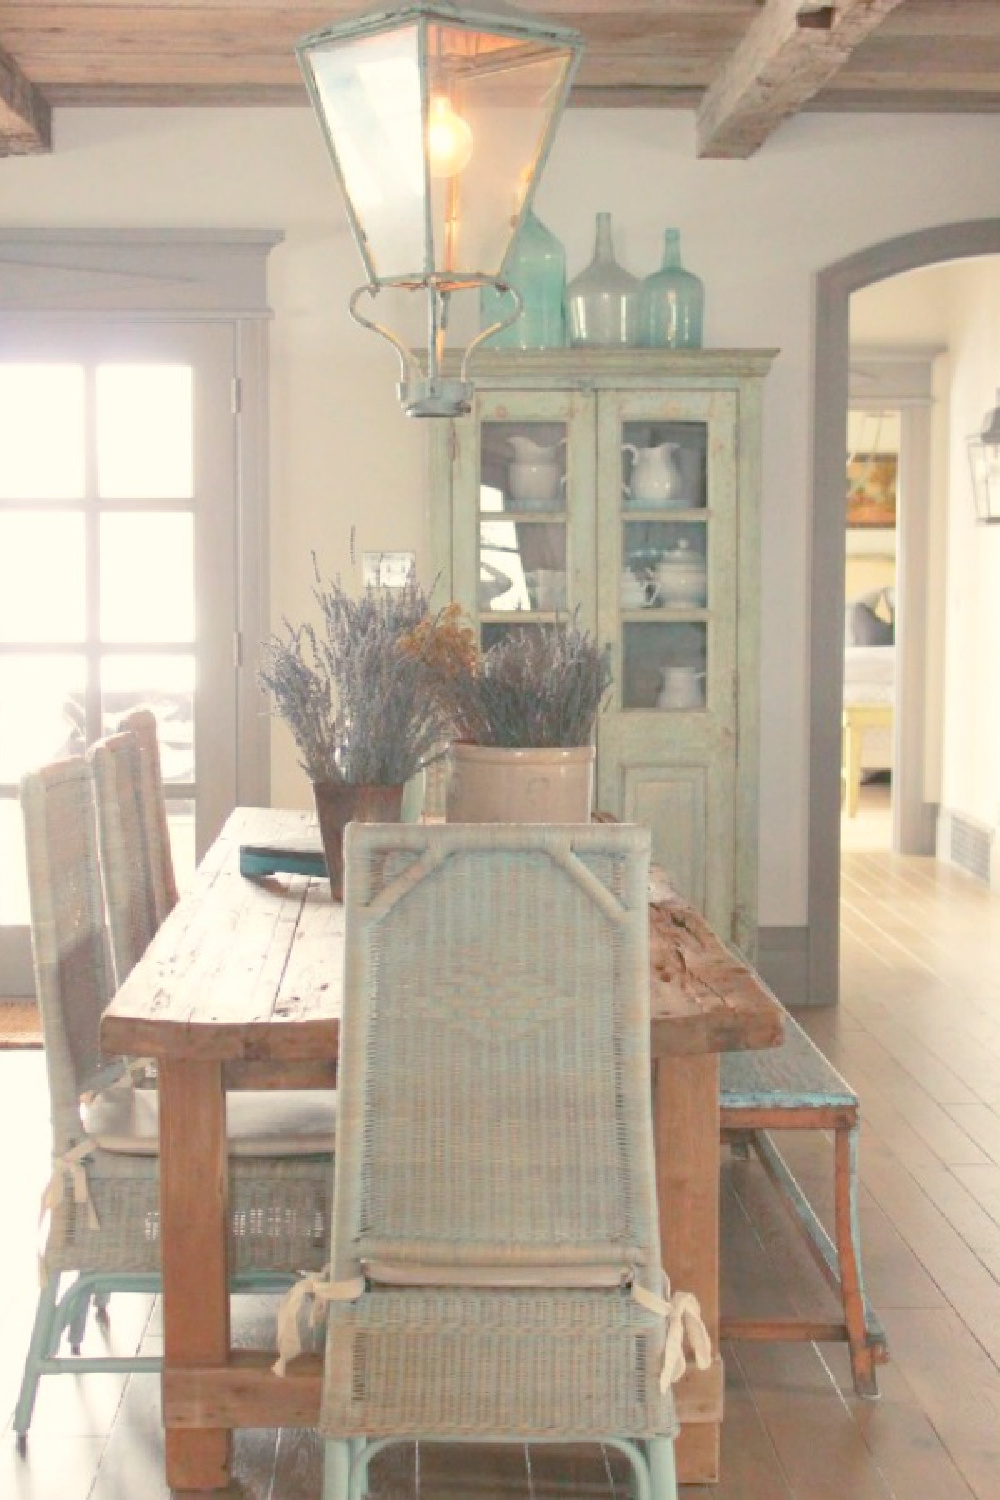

left=239, top=835, right=327, bottom=879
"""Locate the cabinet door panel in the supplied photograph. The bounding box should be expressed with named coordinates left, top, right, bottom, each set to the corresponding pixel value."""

left=603, top=715, right=737, bottom=937
left=623, top=765, right=707, bottom=912
left=596, top=386, right=742, bottom=941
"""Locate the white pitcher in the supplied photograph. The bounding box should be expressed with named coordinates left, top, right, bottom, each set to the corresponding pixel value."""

left=623, top=441, right=684, bottom=508
left=508, top=435, right=563, bottom=464
left=656, top=664, right=705, bottom=710
left=508, top=435, right=564, bottom=507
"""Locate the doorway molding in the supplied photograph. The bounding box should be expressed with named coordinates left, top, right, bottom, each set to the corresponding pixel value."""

left=810, top=219, right=1000, bottom=1006
left=0, top=229, right=281, bottom=995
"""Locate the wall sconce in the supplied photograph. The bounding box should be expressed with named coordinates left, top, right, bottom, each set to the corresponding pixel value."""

left=968, top=390, right=1000, bottom=523
left=297, top=1, right=583, bottom=418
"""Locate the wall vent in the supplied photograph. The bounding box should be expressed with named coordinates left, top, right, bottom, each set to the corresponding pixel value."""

left=950, top=814, right=992, bottom=886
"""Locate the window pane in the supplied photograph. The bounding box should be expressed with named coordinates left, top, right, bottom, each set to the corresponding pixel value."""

left=97, top=364, right=194, bottom=500
left=621, top=622, right=707, bottom=711
left=0, top=513, right=86, bottom=644
left=0, top=654, right=86, bottom=782
left=621, top=420, right=707, bottom=511
left=481, top=421, right=567, bottom=515
left=623, top=520, right=707, bottom=609
left=100, top=514, right=195, bottom=643
left=479, top=518, right=566, bottom=614
left=0, top=365, right=85, bottom=500
left=102, top=655, right=195, bottom=784
left=0, top=797, right=29, bottom=925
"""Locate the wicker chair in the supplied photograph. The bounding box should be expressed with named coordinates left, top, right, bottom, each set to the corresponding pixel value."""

left=308, top=822, right=709, bottom=1500
left=87, top=730, right=157, bottom=988
left=14, top=757, right=335, bottom=1447
left=117, top=708, right=179, bottom=927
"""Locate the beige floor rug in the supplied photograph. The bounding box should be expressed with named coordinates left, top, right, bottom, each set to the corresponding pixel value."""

left=0, top=1000, right=42, bottom=1048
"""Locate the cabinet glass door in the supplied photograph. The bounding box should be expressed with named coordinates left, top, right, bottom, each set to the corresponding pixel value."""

left=451, top=389, right=596, bottom=649
left=596, top=387, right=739, bottom=929
left=618, top=417, right=710, bottom=711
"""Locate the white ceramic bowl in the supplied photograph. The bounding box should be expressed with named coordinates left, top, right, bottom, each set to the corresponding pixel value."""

left=509, top=461, right=562, bottom=505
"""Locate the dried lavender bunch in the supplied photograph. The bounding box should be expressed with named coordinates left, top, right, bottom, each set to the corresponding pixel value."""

left=444, top=618, right=612, bottom=749
left=259, top=561, right=456, bottom=785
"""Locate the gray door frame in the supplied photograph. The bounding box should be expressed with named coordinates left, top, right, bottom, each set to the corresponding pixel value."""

left=809, top=219, right=1000, bottom=1006
left=848, top=345, right=942, bottom=857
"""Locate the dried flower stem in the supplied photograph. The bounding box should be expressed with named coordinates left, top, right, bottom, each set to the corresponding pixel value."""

left=440, top=617, right=612, bottom=749
left=259, top=558, right=457, bottom=785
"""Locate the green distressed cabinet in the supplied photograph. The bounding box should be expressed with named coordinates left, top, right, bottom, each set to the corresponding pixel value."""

left=429, top=349, right=774, bottom=956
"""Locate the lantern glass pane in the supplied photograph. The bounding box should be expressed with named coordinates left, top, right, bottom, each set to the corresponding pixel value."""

left=305, top=25, right=428, bottom=281
left=969, top=440, right=1000, bottom=522
left=427, top=26, right=574, bottom=278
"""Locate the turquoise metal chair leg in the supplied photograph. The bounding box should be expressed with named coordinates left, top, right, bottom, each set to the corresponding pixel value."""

left=54, top=1272, right=110, bottom=1355
left=322, top=1438, right=352, bottom=1500
left=349, top=1437, right=368, bottom=1500
left=606, top=1439, right=651, bottom=1500
left=66, top=1284, right=93, bottom=1353
left=14, top=1276, right=61, bottom=1450
left=17, top=1268, right=296, bottom=1450
left=648, top=1436, right=678, bottom=1500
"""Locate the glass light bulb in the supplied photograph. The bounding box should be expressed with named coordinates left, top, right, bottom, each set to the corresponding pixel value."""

left=427, top=95, right=473, bottom=178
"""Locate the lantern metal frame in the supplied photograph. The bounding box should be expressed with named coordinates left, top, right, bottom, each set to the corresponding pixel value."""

left=968, top=390, right=1000, bottom=524
left=296, top=1, right=583, bottom=417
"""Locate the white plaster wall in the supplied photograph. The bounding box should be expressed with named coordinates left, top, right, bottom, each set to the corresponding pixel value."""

left=939, top=259, right=1000, bottom=838
left=850, top=262, right=954, bottom=344
left=5, top=108, right=1000, bottom=924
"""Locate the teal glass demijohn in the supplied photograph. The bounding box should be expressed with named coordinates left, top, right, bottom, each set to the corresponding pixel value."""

left=479, top=208, right=566, bottom=349
left=639, top=228, right=704, bottom=349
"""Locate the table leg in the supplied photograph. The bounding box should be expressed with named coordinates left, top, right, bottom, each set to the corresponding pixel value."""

left=159, top=1058, right=232, bottom=1491
left=653, top=1053, right=721, bottom=1486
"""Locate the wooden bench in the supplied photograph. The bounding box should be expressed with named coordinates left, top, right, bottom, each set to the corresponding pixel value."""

left=719, top=1008, right=889, bottom=1396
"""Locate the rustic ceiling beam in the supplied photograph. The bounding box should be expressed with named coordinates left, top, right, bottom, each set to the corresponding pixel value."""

left=696, top=0, right=907, bottom=159
left=0, top=42, right=51, bottom=155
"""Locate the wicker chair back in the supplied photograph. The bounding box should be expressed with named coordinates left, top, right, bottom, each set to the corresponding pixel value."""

left=88, top=730, right=158, bottom=987
left=318, top=822, right=679, bottom=1498
left=20, top=757, right=121, bottom=1133
left=118, top=708, right=179, bottom=925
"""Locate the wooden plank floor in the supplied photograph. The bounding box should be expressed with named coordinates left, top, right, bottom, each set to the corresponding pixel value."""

left=3, top=842, right=1000, bottom=1496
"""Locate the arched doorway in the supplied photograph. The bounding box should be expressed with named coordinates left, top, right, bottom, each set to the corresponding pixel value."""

left=809, top=219, right=1000, bottom=1006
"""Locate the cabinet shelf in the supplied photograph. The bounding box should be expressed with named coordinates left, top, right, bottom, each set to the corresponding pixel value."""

left=621, top=507, right=708, bottom=520
left=620, top=609, right=709, bottom=621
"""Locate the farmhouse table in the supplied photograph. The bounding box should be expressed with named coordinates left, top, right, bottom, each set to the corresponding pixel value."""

left=100, top=807, right=784, bottom=1492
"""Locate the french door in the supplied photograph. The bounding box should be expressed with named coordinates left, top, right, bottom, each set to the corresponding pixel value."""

left=0, top=320, right=241, bottom=994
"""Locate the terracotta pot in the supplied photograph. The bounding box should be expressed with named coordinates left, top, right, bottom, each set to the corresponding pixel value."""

left=445, top=743, right=594, bottom=824
left=312, top=781, right=404, bottom=901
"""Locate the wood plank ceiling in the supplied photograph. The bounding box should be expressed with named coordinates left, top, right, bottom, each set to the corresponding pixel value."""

left=0, top=0, right=997, bottom=160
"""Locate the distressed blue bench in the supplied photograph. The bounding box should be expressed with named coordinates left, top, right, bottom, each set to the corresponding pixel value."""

left=719, top=1008, right=888, bottom=1396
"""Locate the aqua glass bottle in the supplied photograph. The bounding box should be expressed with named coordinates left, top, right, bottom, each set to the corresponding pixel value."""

left=639, top=228, right=704, bottom=349
left=566, top=211, right=639, bottom=347
left=479, top=208, right=566, bottom=349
